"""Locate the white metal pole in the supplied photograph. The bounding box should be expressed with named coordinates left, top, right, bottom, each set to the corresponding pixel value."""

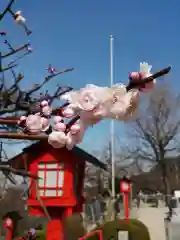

left=110, top=35, right=115, bottom=199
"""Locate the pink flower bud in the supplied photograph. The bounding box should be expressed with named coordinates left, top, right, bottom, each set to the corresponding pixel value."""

left=40, top=100, right=48, bottom=108
left=66, top=133, right=75, bottom=150
left=42, top=106, right=52, bottom=116
left=41, top=117, right=50, bottom=132
left=15, top=11, right=22, bottom=17
left=48, top=131, right=67, bottom=148
left=70, top=124, right=81, bottom=135
left=62, top=107, right=75, bottom=118
left=20, top=116, right=27, bottom=122
left=54, top=122, right=66, bottom=132
left=129, top=72, right=141, bottom=81
left=53, top=116, right=63, bottom=124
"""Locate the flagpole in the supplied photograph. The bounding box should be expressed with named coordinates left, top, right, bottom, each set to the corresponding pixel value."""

left=110, top=35, right=115, bottom=199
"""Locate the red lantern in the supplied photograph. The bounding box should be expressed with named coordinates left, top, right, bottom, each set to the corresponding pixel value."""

left=120, top=178, right=131, bottom=221
left=120, top=181, right=130, bottom=193
left=4, top=217, right=13, bottom=229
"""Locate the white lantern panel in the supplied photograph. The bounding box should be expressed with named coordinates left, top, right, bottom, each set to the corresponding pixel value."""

left=46, top=171, right=57, bottom=187
left=58, top=171, right=64, bottom=187
left=38, top=171, right=45, bottom=187
left=39, top=190, right=44, bottom=197
left=46, top=163, right=58, bottom=169
left=45, top=189, right=57, bottom=197
left=58, top=190, right=63, bottom=196
left=38, top=163, right=45, bottom=169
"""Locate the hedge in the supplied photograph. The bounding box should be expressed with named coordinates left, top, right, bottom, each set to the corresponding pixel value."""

left=86, top=219, right=151, bottom=240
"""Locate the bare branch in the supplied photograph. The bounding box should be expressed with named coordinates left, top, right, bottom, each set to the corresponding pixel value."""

left=0, top=0, right=15, bottom=21
left=0, top=132, right=48, bottom=140
left=2, top=43, right=30, bottom=58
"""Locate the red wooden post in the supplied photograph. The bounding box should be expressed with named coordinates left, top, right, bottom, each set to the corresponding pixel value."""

left=120, top=180, right=131, bottom=221
left=46, top=218, right=64, bottom=240
left=4, top=217, right=13, bottom=240
left=124, top=193, right=129, bottom=221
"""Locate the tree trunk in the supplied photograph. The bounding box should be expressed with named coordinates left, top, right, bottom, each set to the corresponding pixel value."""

left=161, top=161, right=171, bottom=205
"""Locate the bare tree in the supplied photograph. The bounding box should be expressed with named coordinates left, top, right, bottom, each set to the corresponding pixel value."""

left=124, top=83, right=180, bottom=199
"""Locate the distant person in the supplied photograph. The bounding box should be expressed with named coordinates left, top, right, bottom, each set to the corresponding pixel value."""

left=114, top=194, right=121, bottom=216
left=137, top=190, right=143, bottom=208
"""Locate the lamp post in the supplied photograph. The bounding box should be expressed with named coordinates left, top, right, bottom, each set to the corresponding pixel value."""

left=110, top=35, right=115, bottom=199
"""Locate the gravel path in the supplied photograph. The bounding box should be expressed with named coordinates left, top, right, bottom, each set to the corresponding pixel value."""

left=137, top=205, right=167, bottom=240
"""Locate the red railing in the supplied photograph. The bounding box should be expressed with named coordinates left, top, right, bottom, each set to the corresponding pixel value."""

left=79, top=230, right=103, bottom=240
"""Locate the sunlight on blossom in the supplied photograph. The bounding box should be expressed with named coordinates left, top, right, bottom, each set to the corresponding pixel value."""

left=48, top=131, right=67, bottom=148
left=139, top=62, right=156, bottom=92
left=18, top=62, right=159, bottom=150
left=14, top=11, right=26, bottom=25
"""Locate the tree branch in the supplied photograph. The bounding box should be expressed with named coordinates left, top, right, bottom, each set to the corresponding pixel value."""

left=0, top=0, right=15, bottom=21
left=2, top=43, right=29, bottom=58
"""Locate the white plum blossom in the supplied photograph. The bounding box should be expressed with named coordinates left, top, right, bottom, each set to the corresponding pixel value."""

left=61, top=106, right=75, bottom=118
left=14, top=11, right=26, bottom=25
left=61, top=84, right=102, bottom=111
left=19, top=62, right=158, bottom=149
left=139, top=62, right=156, bottom=92
left=140, top=62, right=152, bottom=77
left=48, top=131, right=67, bottom=148
left=14, top=10, right=31, bottom=35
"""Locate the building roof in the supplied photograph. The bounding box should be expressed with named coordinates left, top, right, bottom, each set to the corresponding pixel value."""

left=8, top=141, right=106, bottom=170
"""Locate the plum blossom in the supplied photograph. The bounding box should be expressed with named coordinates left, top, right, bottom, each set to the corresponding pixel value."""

left=48, top=131, right=67, bottom=148
left=139, top=62, right=156, bottom=92
left=19, top=62, right=158, bottom=149
left=107, top=84, right=139, bottom=120
left=18, top=113, right=50, bottom=134
left=140, top=62, right=152, bottom=77
left=66, top=120, right=88, bottom=150
left=69, top=123, right=81, bottom=135
left=39, top=115, right=50, bottom=132
left=61, top=106, right=75, bottom=118
left=61, top=84, right=102, bottom=111
left=40, top=100, right=52, bottom=116
left=14, top=11, right=32, bottom=35
left=48, top=119, right=88, bottom=150
left=26, top=114, right=42, bottom=134
left=53, top=116, right=66, bottom=132
left=61, top=85, right=114, bottom=124
left=14, top=11, right=26, bottom=25
left=17, top=101, right=51, bottom=133
left=128, top=63, right=156, bottom=93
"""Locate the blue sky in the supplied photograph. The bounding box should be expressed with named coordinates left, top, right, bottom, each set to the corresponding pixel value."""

left=0, top=0, right=179, bottom=156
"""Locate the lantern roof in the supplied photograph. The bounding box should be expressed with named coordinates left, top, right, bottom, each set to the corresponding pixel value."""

left=3, top=211, right=22, bottom=221
left=8, top=141, right=106, bottom=170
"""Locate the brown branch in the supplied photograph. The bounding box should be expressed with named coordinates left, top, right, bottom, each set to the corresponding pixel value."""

left=0, top=0, right=15, bottom=21
left=0, top=119, right=17, bottom=125
left=1, top=64, right=17, bottom=72
left=0, top=102, right=70, bottom=118
left=45, top=68, right=74, bottom=81
left=65, top=116, right=80, bottom=133
left=2, top=43, right=29, bottom=58
left=27, top=68, right=74, bottom=96
left=126, top=66, right=171, bottom=91
left=52, top=102, right=70, bottom=115
left=0, top=132, right=48, bottom=140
